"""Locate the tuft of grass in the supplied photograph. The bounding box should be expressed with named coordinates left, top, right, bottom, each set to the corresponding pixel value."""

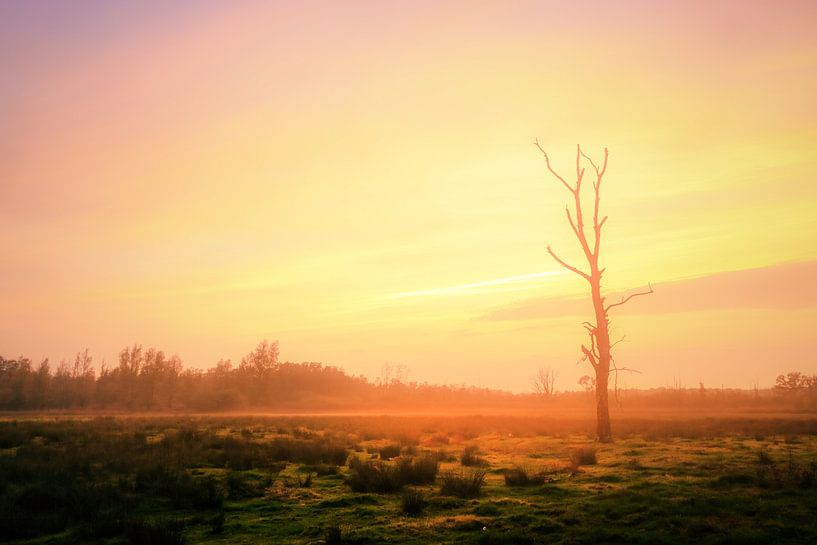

left=569, top=446, right=597, bottom=468
left=347, top=458, right=403, bottom=493
left=439, top=469, right=486, bottom=498
left=504, top=466, right=549, bottom=487
left=400, top=488, right=428, bottom=516
left=346, top=455, right=438, bottom=493
left=460, top=445, right=488, bottom=467
left=757, top=449, right=773, bottom=465
left=624, top=458, right=644, bottom=470
left=298, top=472, right=314, bottom=488
left=397, top=455, right=439, bottom=485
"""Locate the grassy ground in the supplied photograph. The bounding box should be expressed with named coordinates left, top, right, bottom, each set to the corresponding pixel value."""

left=1, top=414, right=816, bottom=544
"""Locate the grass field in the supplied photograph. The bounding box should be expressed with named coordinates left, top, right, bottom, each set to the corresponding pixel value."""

left=1, top=413, right=816, bottom=544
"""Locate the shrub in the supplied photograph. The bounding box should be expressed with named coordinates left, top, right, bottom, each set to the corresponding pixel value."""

left=347, top=458, right=403, bottom=493
left=347, top=455, right=438, bottom=492
left=460, top=445, right=487, bottom=467
left=439, top=469, right=486, bottom=498
left=400, top=488, right=427, bottom=516
left=379, top=444, right=402, bottom=460
left=397, top=455, right=439, bottom=485
left=569, top=446, right=597, bottom=468
left=503, top=466, right=548, bottom=487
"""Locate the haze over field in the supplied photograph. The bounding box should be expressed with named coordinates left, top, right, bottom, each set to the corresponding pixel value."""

left=2, top=0, right=816, bottom=391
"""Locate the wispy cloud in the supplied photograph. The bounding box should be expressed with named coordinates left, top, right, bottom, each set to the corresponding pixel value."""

left=480, top=260, right=817, bottom=321
left=392, top=271, right=565, bottom=299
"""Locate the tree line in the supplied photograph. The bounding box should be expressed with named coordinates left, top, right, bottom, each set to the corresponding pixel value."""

left=0, top=341, right=519, bottom=411
left=1, top=341, right=815, bottom=412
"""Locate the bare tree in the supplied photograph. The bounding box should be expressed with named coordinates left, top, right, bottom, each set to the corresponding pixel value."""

left=535, top=142, right=653, bottom=442
left=532, top=366, right=557, bottom=398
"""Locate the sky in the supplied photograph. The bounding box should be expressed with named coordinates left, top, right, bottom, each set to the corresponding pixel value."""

left=2, top=0, right=816, bottom=392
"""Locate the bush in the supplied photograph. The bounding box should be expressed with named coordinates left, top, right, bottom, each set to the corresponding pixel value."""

left=460, top=445, right=487, bottom=467
left=347, top=458, right=403, bottom=493
left=401, top=488, right=427, bottom=516
left=347, top=455, right=438, bottom=492
left=503, top=466, right=548, bottom=487
left=439, top=469, right=486, bottom=498
left=397, top=455, right=439, bottom=485
left=569, top=446, right=597, bottom=468
left=379, top=444, right=402, bottom=460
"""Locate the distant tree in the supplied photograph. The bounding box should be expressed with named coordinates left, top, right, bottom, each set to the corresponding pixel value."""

left=240, top=340, right=280, bottom=376
left=379, top=363, right=409, bottom=386
left=774, top=371, right=816, bottom=392
left=578, top=375, right=595, bottom=393
left=532, top=367, right=557, bottom=397
left=535, top=143, right=653, bottom=442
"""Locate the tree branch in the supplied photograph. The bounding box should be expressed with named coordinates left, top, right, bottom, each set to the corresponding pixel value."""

left=605, top=283, right=654, bottom=312
left=581, top=344, right=598, bottom=369
left=610, top=335, right=627, bottom=350
left=546, top=245, right=590, bottom=280
left=566, top=207, right=581, bottom=240
left=534, top=139, right=574, bottom=194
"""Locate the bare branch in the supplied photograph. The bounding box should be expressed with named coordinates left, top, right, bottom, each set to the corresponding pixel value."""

left=610, top=366, right=641, bottom=375
left=581, top=344, right=598, bottom=369
left=566, top=208, right=581, bottom=240
left=605, top=283, right=654, bottom=313
left=546, top=245, right=590, bottom=280
left=534, top=139, right=574, bottom=193
left=575, top=144, right=585, bottom=187
left=610, top=335, right=628, bottom=350
left=579, top=148, right=600, bottom=176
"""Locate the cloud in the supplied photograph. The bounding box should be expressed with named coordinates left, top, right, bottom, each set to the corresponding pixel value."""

left=392, top=271, right=565, bottom=299
left=481, top=260, right=817, bottom=321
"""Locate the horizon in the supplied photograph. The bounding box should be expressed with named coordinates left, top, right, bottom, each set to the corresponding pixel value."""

left=3, top=0, right=817, bottom=393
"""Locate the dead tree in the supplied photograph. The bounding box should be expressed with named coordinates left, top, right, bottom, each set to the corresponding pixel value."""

left=535, top=142, right=652, bottom=442
left=532, top=366, right=557, bottom=398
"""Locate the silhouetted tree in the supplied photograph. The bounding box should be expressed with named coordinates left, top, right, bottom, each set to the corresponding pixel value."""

left=535, top=142, right=652, bottom=442
left=532, top=366, right=557, bottom=398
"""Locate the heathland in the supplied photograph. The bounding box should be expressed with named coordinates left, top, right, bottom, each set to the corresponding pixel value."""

left=2, top=412, right=817, bottom=544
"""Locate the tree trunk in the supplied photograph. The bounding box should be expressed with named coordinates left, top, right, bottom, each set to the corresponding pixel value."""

left=591, top=272, right=613, bottom=442
left=594, top=360, right=612, bottom=442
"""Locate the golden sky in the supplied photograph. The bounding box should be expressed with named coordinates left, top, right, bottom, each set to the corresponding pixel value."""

left=2, top=1, right=816, bottom=391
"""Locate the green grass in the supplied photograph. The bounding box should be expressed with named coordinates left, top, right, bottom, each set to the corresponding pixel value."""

left=1, top=415, right=817, bottom=544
